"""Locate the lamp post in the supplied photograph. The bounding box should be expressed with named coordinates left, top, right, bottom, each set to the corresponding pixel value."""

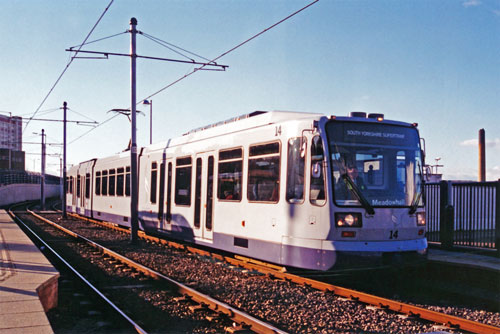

left=33, top=130, right=46, bottom=210
left=142, top=99, right=152, bottom=145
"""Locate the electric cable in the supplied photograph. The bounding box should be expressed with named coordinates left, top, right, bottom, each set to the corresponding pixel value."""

left=141, top=33, right=195, bottom=62
left=141, top=32, right=212, bottom=63
left=23, top=0, right=115, bottom=133
left=64, top=1, right=319, bottom=145
left=19, top=108, right=60, bottom=117
left=68, top=31, right=127, bottom=50
left=68, top=113, right=121, bottom=145
left=140, top=0, right=319, bottom=103
left=67, top=108, right=100, bottom=123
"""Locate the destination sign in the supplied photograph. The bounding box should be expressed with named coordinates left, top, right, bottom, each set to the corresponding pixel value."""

left=326, top=121, right=419, bottom=147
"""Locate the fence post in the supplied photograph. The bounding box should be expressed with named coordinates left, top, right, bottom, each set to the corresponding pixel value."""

left=440, top=181, right=454, bottom=250
left=496, top=180, right=499, bottom=257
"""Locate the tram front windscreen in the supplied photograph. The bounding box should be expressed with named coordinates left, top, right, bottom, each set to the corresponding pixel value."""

left=326, top=121, right=423, bottom=208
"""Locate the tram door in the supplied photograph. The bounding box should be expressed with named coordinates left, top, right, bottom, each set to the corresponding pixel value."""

left=72, top=177, right=77, bottom=207
left=83, top=173, right=92, bottom=216
left=161, top=159, right=173, bottom=232
left=193, top=152, right=215, bottom=241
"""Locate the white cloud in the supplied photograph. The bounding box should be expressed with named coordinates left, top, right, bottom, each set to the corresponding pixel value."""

left=490, top=166, right=500, bottom=180
left=459, top=138, right=500, bottom=149
left=463, top=0, right=481, bottom=7
left=444, top=171, right=476, bottom=181
left=444, top=166, right=500, bottom=181
left=489, top=138, right=500, bottom=148
left=460, top=138, right=477, bottom=147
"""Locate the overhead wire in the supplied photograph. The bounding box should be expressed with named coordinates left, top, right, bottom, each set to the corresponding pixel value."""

left=19, top=108, right=60, bottom=117
left=67, top=108, right=100, bottom=123
left=23, top=0, right=115, bottom=133
left=68, top=31, right=128, bottom=50
left=68, top=113, right=121, bottom=145
left=65, top=0, right=319, bottom=145
left=140, top=0, right=319, bottom=103
left=140, top=32, right=212, bottom=63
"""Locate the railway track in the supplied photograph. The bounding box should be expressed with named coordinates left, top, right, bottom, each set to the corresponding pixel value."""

left=13, top=204, right=500, bottom=333
left=8, top=202, right=144, bottom=333
left=60, top=210, right=500, bottom=334
left=10, top=205, right=287, bottom=334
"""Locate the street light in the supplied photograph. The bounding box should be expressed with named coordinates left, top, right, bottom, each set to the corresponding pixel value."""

left=33, top=129, right=46, bottom=210
left=108, top=108, right=144, bottom=151
left=142, top=100, right=152, bottom=145
left=108, top=108, right=144, bottom=122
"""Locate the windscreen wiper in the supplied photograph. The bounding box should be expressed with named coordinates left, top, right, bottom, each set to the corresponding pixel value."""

left=341, top=174, right=375, bottom=215
left=408, top=191, right=422, bottom=215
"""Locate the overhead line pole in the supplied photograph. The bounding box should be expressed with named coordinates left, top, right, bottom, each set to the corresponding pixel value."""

left=41, top=129, right=46, bottom=211
left=65, top=18, right=227, bottom=243
left=130, top=18, right=139, bottom=243
left=63, top=102, right=68, bottom=218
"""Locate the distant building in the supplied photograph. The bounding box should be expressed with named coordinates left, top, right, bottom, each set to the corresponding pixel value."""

left=0, top=115, right=22, bottom=151
left=425, top=173, right=442, bottom=182
left=0, top=115, right=24, bottom=170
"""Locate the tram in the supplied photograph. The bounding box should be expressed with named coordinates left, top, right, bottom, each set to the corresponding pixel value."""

left=67, top=110, right=427, bottom=270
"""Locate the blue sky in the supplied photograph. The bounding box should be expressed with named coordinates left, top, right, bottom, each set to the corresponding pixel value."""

left=1, top=0, right=499, bottom=180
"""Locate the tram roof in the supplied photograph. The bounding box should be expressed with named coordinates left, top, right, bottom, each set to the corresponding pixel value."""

left=145, top=110, right=324, bottom=152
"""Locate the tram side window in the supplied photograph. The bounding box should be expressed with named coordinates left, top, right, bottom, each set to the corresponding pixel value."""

left=310, top=136, right=326, bottom=205
left=158, top=163, right=165, bottom=220
left=95, top=172, right=101, bottom=195
left=150, top=162, right=158, bottom=203
left=175, top=157, right=192, bottom=206
left=217, top=148, right=242, bottom=201
left=109, top=169, right=116, bottom=196
left=66, top=177, right=70, bottom=194
left=247, top=142, right=280, bottom=203
left=286, top=138, right=305, bottom=203
left=77, top=176, right=81, bottom=198
left=102, top=170, right=108, bottom=196
left=85, top=173, right=90, bottom=199
left=125, top=167, right=131, bottom=197
left=69, top=176, right=73, bottom=194
left=116, top=167, right=124, bottom=196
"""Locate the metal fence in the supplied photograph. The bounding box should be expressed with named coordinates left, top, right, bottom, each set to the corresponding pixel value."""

left=0, top=170, right=61, bottom=186
left=453, top=182, right=497, bottom=249
left=424, top=183, right=441, bottom=243
left=424, top=181, right=499, bottom=253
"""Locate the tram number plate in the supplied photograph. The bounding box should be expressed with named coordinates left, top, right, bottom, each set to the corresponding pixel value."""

left=389, top=230, right=399, bottom=239
left=275, top=125, right=282, bottom=136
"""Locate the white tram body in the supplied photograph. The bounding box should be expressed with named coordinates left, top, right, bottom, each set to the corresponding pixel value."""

left=67, top=111, right=427, bottom=270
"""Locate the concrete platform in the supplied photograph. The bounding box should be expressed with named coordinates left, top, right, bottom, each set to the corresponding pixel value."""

left=428, top=247, right=500, bottom=272
left=0, top=210, right=58, bottom=334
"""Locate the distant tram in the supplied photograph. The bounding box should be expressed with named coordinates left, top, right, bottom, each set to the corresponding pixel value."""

left=67, top=111, right=427, bottom=270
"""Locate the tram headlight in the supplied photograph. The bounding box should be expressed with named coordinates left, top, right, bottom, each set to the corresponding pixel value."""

left=417, top=212, right=426, bottom=226
left=335, top=213, right=362, bottom=227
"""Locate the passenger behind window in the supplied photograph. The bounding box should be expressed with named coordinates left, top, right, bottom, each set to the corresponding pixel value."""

left=270, top=181, right=279, bottom=202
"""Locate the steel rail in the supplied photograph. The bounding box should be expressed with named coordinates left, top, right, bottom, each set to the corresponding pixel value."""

left=30, top=210, right=288, bottom=334
left=9, top=209, right=148, bottom=334
left=62, top=212, right=500, bottom=334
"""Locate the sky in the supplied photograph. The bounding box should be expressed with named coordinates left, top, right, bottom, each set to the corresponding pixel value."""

left=1, top=0, right=499, bottom=181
